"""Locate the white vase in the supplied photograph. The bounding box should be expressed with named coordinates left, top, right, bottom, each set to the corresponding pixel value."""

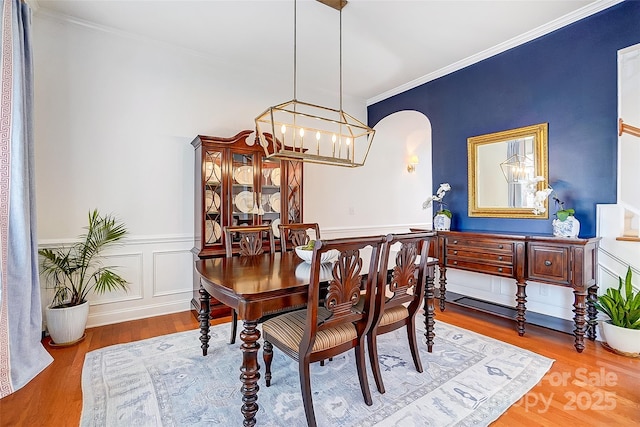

left=601, top=320, right=640, bottom=355
left=552, top=216, right=580, bottom=238
left=433, top=213, right=451, bottom=231
left=45, top=300, right=90, bottom=345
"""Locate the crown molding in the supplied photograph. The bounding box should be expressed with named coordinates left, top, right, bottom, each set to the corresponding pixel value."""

left=367, top=0, right=626, bottom=106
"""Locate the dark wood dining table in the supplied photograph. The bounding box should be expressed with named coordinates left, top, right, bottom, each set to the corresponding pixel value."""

left=195, top=250, right=437, bottom=427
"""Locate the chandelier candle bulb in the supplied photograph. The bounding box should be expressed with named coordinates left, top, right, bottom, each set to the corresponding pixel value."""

left=332, top=134, right=337, bottom=157
left=316, top=131, right=321, bottom=154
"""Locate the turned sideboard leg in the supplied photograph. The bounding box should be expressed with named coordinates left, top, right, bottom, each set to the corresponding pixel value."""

left=586, top=284, right=598, bottom=341
left=240, top=320, right=261, bottom=427
left=424, top=264, right=436, bottom=352
left=515, top=281, right=527, bottom=336
left=198, top=284, right=211, bottom=356
left=573, top=288, right=588, bottom=353
left=438, top=265, right=447, bottom=312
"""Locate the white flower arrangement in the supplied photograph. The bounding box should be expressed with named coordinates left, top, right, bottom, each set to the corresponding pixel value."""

left=423, top=183, right=451, bottom=217
left=528, top=176, right=575, bottom=220
left=528, top=176, right=553, bottom=215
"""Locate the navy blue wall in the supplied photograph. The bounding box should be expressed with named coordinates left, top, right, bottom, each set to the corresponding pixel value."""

left=368, top=1, right=640, bottom=237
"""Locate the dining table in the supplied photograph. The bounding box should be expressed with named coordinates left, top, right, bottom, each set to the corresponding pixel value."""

left=195, top=250, right=437, bottom=427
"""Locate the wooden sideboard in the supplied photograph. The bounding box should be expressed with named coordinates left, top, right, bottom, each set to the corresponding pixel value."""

left=427, top=230, right=600, bottom=353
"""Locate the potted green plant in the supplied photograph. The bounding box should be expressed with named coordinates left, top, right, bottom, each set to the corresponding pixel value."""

left=594, top=266, right=640, bottom=355
left=39, top=209, right=128, bottom=345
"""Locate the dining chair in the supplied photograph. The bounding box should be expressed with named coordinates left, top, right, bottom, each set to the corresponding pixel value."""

left=278, top=222, right=337, bottom=365
left=367, top=230, right=436, bottom=394
left=223, top=225, right=275, bottom=344
left=278, top=222, right=321, bottom=252
left=262, top=235, right=386, bottom=427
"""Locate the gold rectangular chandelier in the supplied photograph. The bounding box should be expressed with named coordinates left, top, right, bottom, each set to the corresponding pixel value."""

left=255, top=0, right=375, bottom=168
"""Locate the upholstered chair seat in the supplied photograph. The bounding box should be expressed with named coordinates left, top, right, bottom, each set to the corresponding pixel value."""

left=263, top=308, right=357, bottom=354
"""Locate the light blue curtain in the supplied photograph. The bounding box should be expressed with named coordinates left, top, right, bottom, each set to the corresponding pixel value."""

left=506, top=140, right=526, bottom=207
left=0, top=0, right=53, bottom=398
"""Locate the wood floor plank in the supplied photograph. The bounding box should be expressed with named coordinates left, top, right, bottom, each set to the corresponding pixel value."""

left=0, top=307, right=638, bottom=426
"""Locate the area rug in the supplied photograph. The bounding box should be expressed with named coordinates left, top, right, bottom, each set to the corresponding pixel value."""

left=80, top=320, right=553, bottom=426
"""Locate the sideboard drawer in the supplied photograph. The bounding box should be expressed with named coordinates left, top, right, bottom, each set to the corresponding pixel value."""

left=528, top=244, right=570, bottom=285
left=446, top=258, right=514, bottom=277
left=447, top=248, right=513, bottom=264
left=446, top=238, right=515, bottom=253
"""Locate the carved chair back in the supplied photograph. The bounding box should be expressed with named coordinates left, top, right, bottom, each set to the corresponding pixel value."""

left=375, top=231, right=435, bottom=320
left=223, top=225, right=275, bottom=258
left=278, top=223, right=321, bottom=252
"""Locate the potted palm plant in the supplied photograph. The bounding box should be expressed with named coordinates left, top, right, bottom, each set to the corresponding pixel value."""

left=39, top=209, right=128, bottom=345
left=594, top=266, right=640, bottom=356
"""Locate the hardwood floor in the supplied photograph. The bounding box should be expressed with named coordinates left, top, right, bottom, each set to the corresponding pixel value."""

left=0, top=306, right=638, bottom=426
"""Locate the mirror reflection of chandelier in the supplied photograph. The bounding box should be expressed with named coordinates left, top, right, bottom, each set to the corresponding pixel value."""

left=254, top=0, right=375, bottom=167
left=500, top=154, right=534, bottom=183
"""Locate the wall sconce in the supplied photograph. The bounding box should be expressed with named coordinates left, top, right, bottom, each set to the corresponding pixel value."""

left=407, top=155, right=419, bottom=173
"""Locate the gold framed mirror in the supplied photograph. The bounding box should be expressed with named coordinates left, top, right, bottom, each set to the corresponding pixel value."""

left=468, top=123, right=548, bottom=218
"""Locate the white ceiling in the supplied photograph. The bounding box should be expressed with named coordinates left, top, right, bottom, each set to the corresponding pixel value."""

left=30, top=0, right=620, bottom=104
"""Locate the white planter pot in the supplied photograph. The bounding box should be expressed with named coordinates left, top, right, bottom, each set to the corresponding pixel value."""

left=552, top=216, right=580, bottom=238
left=433, top=213, right=451, bottom=231
left=45, top=300, right=90, bottom=345
left=601, top=320, right=640, bottom=355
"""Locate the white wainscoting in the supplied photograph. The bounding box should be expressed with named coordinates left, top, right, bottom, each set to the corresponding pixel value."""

left=39, top=234, right=194, bottom=329
left=597, top=204, right=640, bottom=292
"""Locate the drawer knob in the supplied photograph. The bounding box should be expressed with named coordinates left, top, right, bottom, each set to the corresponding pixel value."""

left=454, top=250, right=458, bottom=255
left=498, top=267, right=503, bottom=272
left=453, top=240, right=458, bottom=244
left=453, top=261, right=458, bottom=265
left=498, top=244, right=504, bottom=249
left=544, top=260, right=552, bottom=266
left=498, top=256, right=503, bottom=261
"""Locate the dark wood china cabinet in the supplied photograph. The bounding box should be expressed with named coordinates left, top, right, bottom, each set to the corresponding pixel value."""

left=191, top=130, right=303, bottom=317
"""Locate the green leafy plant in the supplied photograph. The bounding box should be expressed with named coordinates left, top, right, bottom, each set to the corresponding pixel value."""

left=552, top=195, right=575, bottom=221
left=594, top=267, right=640, bottom=330
left=437, top=209, right=452, bottom=219
left=39, top=209, right=129, bottom=308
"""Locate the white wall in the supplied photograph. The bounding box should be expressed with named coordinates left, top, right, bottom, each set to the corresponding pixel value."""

left=33, top=14, right=432, bottom=327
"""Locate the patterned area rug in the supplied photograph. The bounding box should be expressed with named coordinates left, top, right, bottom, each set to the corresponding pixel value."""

left=81, top=320, right=553, bottom=426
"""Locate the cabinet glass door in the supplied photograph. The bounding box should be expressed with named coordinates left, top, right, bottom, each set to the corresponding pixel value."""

left=260, top=158, right=282, bottom=237
left=286, top=160, right=303, bottom=223
left=204, top=149, right=223, bottom=246
left=231, top=152, right=258, bottom=227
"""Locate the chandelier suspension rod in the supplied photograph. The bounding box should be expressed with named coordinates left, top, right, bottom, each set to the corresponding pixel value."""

left=339, top=6, right=343, bottom=112
left=293, top=0, right=297, bottom=101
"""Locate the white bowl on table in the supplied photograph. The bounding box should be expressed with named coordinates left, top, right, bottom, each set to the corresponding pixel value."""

left=294, top=246, right=339, bottom=264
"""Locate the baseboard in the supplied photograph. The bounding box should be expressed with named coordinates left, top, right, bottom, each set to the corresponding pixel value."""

left=85, top=300, right=193, bottom=328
